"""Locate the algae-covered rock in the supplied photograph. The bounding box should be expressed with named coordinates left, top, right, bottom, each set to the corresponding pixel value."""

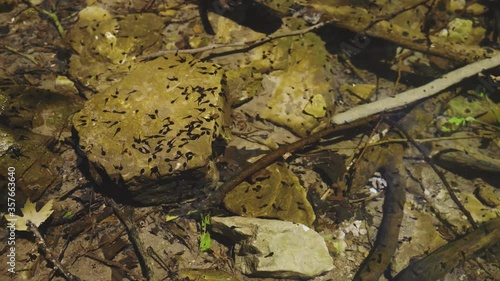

left=0, top=87, right=82, bottom=203
left=242, top=17, right=336, bottom=136
left=339, top=84, right=376, bottom=104
left=439, top=18, right=485, bottom=45
left=476, top=184, right=500, bottom=207
left=0, top=125, right=62, bottom=202
left=223, top=163, right=315, bottom=226
left=1, top=87, right=82, bottom=135
left=225, top=68, right=262, bottom=106
left=72, top=54, right=229, bottom=205
left=443, top=94, right=500, bottom=125
left=65, top=6, right=164, bottom=93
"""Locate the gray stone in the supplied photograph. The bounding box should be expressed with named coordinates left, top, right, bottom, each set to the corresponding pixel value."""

left=211, top=216, right=333, bottom=279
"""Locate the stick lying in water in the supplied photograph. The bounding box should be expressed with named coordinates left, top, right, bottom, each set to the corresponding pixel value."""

left=332, top=53, right=500, bottom=124
left=394, top=217, right=500, bottom=281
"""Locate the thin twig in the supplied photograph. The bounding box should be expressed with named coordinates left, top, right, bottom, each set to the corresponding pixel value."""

left=347, top=118, right=384, bottom=173
left=22, top=0, right=65, bottom=37
left=1, top=45, right=39, bottom=65
left=27, top=221, right=81, bottom=281
left=386, top=118, right=478, bottom=229
left=307, top=134, right=492, bottom=152
left=147, top=246, right=174, bottom=277
left=107, top=199, right=156, bottom=280
left=368, top=134, right=494, bottom=146
left=392, top=55, right=403, bottom=97
left=138, top=21, right=331, bottom=61
left=83, top=253, right=145, bottom=281
left=64, top=206, right=114, bottom=239
left=82, top=228, right=127, bottom=254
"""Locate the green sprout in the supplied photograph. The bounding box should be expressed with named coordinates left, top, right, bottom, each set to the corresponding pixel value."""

left=62, top=210, right=73, bottom=218
left=441, top=116, right=499, bottom=132
left=199, top=213, right=211, bottom=252
left=441, top=90, right=500, bottom=132
left=441, top=116, right=475, bottom=132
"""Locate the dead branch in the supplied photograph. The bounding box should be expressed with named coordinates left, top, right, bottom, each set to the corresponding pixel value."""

left=186, top=116, right=377, bottom=214
left=393, top=217, right=500, bottom=280
left=388, top=119, right=479, bottom=229
left=83, top=253, right=145, bottom=281
left=332, top=53, right=500, bottom=124
left=107, top=199, right=156, bottom=281
left=353, top=161, right=407, bottom=281
left=301, top=3, right=498, bottom=63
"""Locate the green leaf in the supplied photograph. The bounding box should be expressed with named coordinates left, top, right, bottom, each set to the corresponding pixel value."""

left=441, top=116, right=478, bottom=132
left=447, top=117, right=466, bottom=126
left=62, top=211, right=73, bottom=218
left=199, top=213, right=211, bottom=252
left=199, top=232, right=211, bottom=252
left=441, top=126, right=452, bottom=132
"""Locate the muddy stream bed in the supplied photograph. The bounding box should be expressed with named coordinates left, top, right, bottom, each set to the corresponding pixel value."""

left=0, top=0, right=499, bottom=280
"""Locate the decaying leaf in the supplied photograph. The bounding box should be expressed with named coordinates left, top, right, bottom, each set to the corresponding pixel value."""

left=4, top=199, right=54, bottom=231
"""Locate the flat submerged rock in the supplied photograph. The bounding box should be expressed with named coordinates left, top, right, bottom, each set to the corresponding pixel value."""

left=211, top=216, right=334, bottom=279
left=73, top=54, right=229, bottom=205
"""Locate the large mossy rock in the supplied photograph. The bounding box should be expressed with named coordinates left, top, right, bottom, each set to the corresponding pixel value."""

left=72, top=54, right=229, bottom=205
left=240, top=17, right=337, bottom=137
left=65, top=6, right=164, bottom=94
